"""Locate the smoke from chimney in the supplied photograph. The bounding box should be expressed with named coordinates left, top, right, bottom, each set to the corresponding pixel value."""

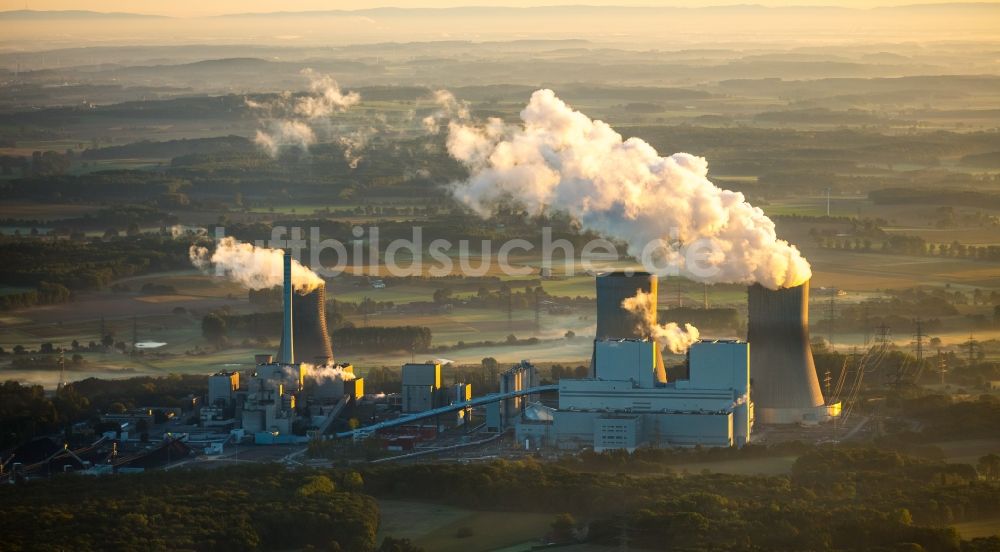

left=446, top=89, right=811, bottom=290
left=189, top=237, right=323, bottom=293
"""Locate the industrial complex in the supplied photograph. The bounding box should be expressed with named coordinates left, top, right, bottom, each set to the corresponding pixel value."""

left=207, top=260, right=842, bottom=454
left=7, top=252, right=847, bottom=480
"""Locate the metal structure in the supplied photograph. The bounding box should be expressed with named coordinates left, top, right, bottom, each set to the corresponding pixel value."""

left=747, top=280, right=829, bottom=424
left=335, top=384, right=559, bottom=439
left=595, top=271, right=666, bottom=383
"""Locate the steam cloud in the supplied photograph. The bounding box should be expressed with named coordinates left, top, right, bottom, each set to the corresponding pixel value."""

left=445, top=89, right=811, bottom=290
left=622, top=290, right=700, bottom=353
left=300, top=363, right=356, bottom=383
left=169, top=224, right=207, bottom=238
left=247, top=69, right=360, bottom=158
left=312, top=364, right=357, bottom=383
left=189, top=237, right=323, bottom=292
left=423, top=89, right=469, bottom=134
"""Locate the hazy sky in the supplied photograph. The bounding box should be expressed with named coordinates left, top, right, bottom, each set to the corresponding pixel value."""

left=3, top=0, right=997, bottom=17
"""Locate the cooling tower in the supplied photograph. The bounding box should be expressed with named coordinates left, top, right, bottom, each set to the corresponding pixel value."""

left=595, top=271, right=666, bottom=383
left=746, top=280, right=827, bottom=424
left=276, top=251, right=333, bottom=365
left=278, top=282, right=335, bottom=365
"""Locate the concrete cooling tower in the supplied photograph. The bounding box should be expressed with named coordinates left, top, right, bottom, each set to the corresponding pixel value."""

left=747, top=280, right=833, bottom=424
left=595, top=271, right=667, bottom=383
left=277, top=250, right=334, bottom=365
left=279, top=283, right=335, bottom=365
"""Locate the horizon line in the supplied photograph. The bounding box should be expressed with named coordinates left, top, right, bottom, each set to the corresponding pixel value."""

left=2, top=2, right=999, bottom=19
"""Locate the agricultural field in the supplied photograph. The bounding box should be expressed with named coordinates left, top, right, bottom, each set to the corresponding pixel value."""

left=377, top=499, right=554, bottom=552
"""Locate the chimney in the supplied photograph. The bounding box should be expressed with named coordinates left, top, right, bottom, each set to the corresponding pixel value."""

left=747, top=280, right=826, bottom=424
left=279, top=250, right=294, bottom=364
left=594, top=271, right=666, bottom=383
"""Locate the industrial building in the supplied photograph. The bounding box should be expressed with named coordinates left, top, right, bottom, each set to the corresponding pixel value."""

left=486, top=361, right=538, bottom=432
left=228, top=251, right=363, bottom=442
left=402, top=362, right=442, bottom=413
left=517, top=338, right=751, bottom=450
left=401, top=362, right=474, bottom=426
left=515, top=272, right=752, bottom=450
left=208, top=370, right=239, bottom=408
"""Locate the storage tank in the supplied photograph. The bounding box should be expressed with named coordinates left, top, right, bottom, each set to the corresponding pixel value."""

left=594, top=271, right=666, bottom=383
left=746, top=280, right=826, bottom=424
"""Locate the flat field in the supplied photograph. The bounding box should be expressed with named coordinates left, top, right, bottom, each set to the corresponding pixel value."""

left=377, top=499, right=552, bottom=552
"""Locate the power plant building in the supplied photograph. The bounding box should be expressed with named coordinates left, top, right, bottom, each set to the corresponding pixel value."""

left=515, top=272, right=752, bottom=450
left=234, top=251, right=363, bottom=441
left=402, top=362, right=442, bottom=413
left=517, top=339, right=752, bottom=450
left=208, top=371, right=239, bottom=408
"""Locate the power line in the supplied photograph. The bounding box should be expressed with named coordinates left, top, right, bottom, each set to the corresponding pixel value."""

left=912, top=318, right=925, bottom=363
left=827, top=289, right=836, bottom=351
left=862, top=303, right=870, bottom=347
left=506, top=288, right=513, bottom=331
left=965, top=333, right=979, bottom=365
left=534, top=293, right=540, bottom=334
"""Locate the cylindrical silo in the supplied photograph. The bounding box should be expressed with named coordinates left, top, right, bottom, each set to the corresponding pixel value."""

left=746, top=280, right=826, bottom=424
left=594, top=271, right=666, bottom=383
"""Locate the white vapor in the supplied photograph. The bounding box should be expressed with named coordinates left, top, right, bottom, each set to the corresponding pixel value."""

left=254, top=120, right=316, bottom=157
left=189, top=236, right=323, bottom=292
left=621, top=290, right=700, bottom=354
left=301, top=362, right=356, bottom=383
left=445, top=89, right=811, bottom=290
left=169, top=224, right=207, bottom=238
left=422, top=89, right=469, bottom=135
left=295, top=69, right=361, bottom=118
left=246, top=69, right=360, bottom=157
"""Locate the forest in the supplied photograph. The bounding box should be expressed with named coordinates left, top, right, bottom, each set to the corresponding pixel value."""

left=3, top=446, right=999, bottom=551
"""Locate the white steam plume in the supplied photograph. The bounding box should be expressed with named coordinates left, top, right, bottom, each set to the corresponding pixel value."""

left=246, top=69, right=359, bottom=157
left=312, top=363, right=356, bottom=382
left=621, top=290, right=700, bottom=354
left=169, top=224, right=207, bottom=238
left=446, top=89, right=811, bottom=290
left=189, top=236, right=323, bottom=292
left=423, top=89, right=469, bottom=135
left=294, top=69, right=360, bottom=118
left=298, top=362, right=356, bottom=383
left=254, top=120, right=316, bottom=157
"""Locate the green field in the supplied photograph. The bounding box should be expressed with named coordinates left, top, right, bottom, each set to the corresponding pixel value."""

left=377, top=499, right=553, bottom=552
left=952, top=518, right=1000, bottom=539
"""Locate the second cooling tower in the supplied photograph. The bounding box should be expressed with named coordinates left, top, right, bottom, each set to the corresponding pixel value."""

left=747, top=280, right=833, bottom=424
left=595, top=271, right=666, bottom=383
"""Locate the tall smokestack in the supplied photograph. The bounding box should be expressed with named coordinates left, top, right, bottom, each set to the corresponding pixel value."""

left=279, top=250, right=295, bottom=364
left=747, top=280, right=826, bottom=424
left=595, top=271, right=667, bottom=383
left=278, top=282, right=334, bottom=365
